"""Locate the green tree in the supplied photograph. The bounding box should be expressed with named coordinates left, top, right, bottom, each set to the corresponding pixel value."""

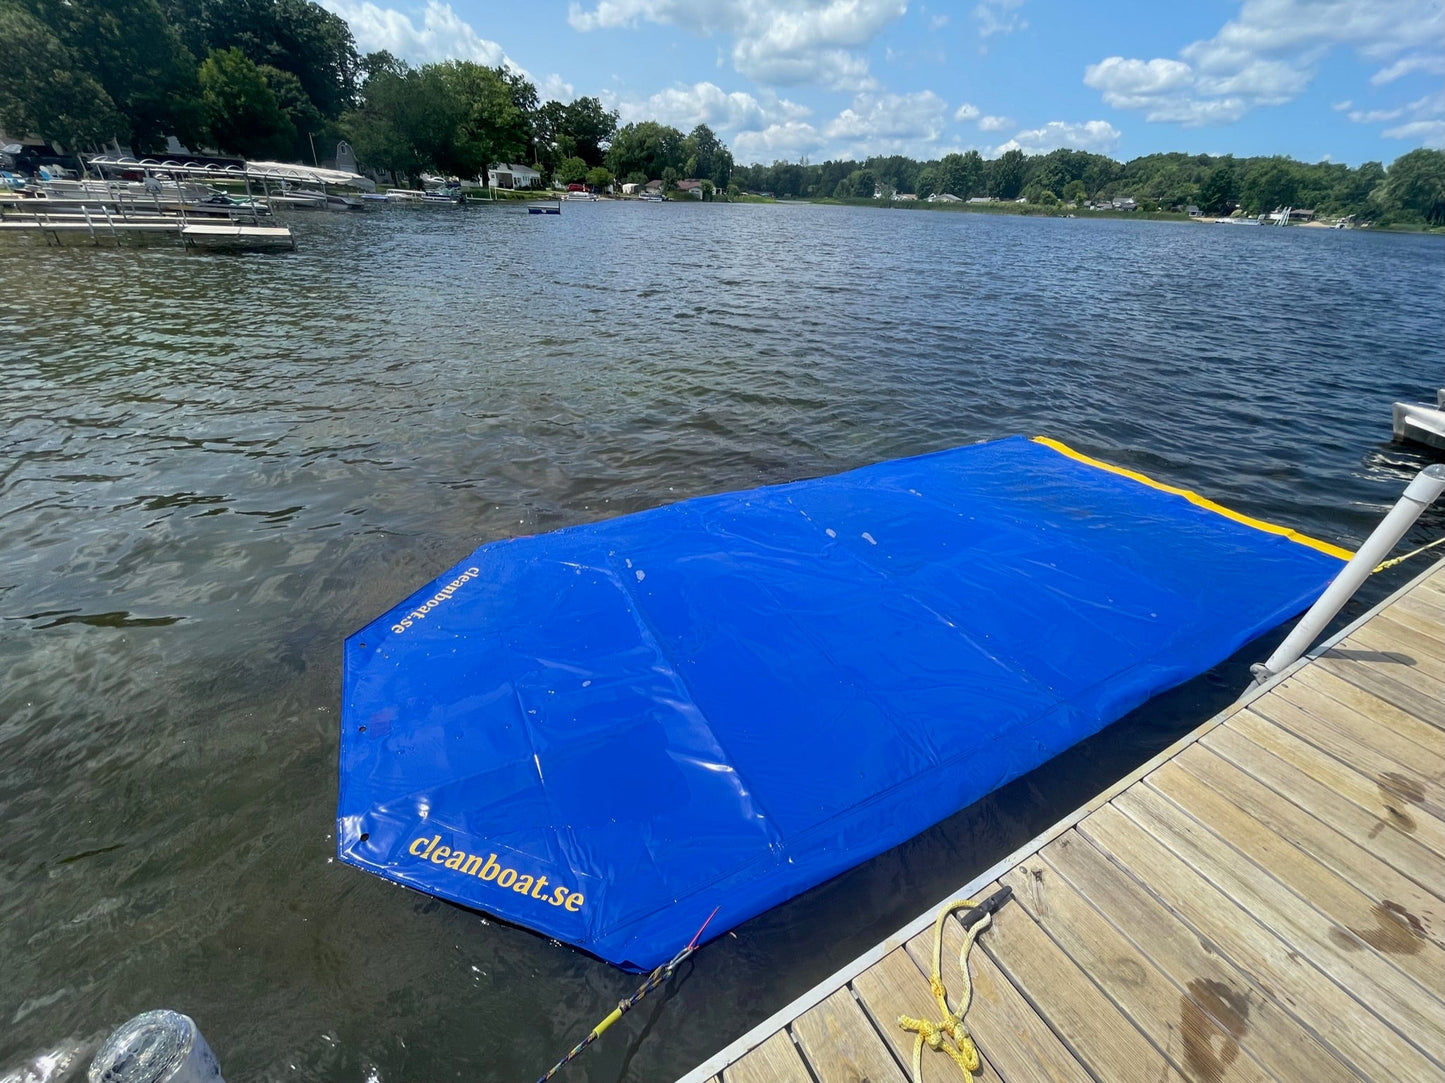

left=564, top=96, right=617, bottom=166
left=341, top=54, right=434, bottom=183
left=684, top=123, right=732, bottom=187
left=1062, top=178, right=1086, bottom=202
left=833, top=169, right=875, bottom=199
left=25, top=0, right=202, bottom=150
left=1033, top=189, right=1058, bottom=206
left=1240, top=158, right=1300, bottom=213
left=0, top=3, right=122, bottom=149
left=165, top=0, right=359, bottom=120
left=1379, top=149, right=1445, bottom=224
left=936, top=150, right=983, bottom=197
left=989, top=149, right=1027, bottom=199
left=557, top=156, right=588, bottom=184
left=431, top=61, right=533, bottom=179
left=259, top=63, right=322, bottom=160
left=585, top=166, right=613, bottom=190
left=1197, top=164, right=1238, bottom=214
left=915, top=167, right=938, bottom=199
left=198, top=47, right=295, bottom=158
left=606, top=121, right=686, bottom=182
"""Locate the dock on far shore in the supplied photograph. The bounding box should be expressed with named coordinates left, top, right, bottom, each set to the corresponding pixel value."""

left=680, top=559, right=1444, bottom=1083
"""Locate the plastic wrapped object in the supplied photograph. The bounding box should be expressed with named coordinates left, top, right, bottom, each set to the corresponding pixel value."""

left=88, top=1011, right=222, bottom=1083
left=338, top=436, right=1348, bottom=969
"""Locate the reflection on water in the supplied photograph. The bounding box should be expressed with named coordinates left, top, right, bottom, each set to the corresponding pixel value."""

left=1, top=203, right=1441, bottom=1082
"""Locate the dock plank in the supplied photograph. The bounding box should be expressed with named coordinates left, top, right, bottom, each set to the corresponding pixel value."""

left=1117, top=783, right=1445, bottom=1064
left=1203, top=722, right=1445, bottom=899
left=1246, top=698, right=1445, bottom=820
left=978, top=868, right=1188, bottom=1083
left=1227, top=707, right=1445, bottom=852
left=1271, top=673, right=1445, bottom=776
left=999, top=855, right=1271, bottom=1083
left=851, top=948, right=1005, bottom=1083
left=1042, top=831, right=1360, bottom=1083
left=1365, top=610, right=1445, bottom=659
left=790, top=987, right=909, bottom=1083
left=902, top=899, right=1091, bottom=1083
left=722, top=1030, right=812, bottom=1083
left=1080, top=800, right=1442, bottom=1081
left=1315, top=650, right=1445, bottom=727
left=1337, top=620, right=1445, bottom=691
left=1174, top=741, right=1445, bottom=939
left=1292, top=665, right=1444, bottom=751
left=1151, top=753, right=1445, bottom=990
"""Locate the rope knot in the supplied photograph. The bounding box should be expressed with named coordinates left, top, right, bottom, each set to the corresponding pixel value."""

left=898, top=896, right=996, bottom=1080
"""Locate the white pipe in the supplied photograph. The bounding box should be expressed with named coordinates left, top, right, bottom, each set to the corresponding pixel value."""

left=1252, top=463, right=1445, bottom=683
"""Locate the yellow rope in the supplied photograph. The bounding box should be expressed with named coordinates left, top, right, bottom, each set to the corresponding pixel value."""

left=1374, top=535, right=1445, bottom=573
left=898, top=898, right=991, bottom=1080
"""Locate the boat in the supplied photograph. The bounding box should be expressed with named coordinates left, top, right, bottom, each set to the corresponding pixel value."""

left=638, top=193, right=664, bottom=202
left=1392, top=389, right=1445, bottom=452
left=336, top=435, right=1347, bottom=970
left=564, top=190, right=598, bottom=201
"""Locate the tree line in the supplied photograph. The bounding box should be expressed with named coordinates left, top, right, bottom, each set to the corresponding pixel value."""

left=0, top=0, right=734, bottom=191
left=737, top=148, right=1445, bottom=226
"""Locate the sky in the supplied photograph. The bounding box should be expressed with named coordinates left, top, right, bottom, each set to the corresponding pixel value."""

left=318, top=0, right=1445, bottom=165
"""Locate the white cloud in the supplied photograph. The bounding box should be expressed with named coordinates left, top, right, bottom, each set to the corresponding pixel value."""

left=607, top=82, right=810, bottom=132
left=974, top=0, right=1026, bottom=39
left=321, top=0, right=511, bottom=66
left=1346, top=91, right=1445, bottom=147
left=732, top=121, right=825, bottom=162
left=823, top=90, right=950, bottom=156
left=1372, top=53, right=1445, bottom=85
left=1084, top=0, right=1445, bottom=126
left=977, top=114, right=1010, bottom=131
left=540, top=74, right=576, bottom=102
left=991, top=119, right=1122, bottom=156
left=1382, top=118, right=1445, bottom=145
left=567, top=0, right=906, bottom=90
left=929, top=14, right=950, bottom=30
left=954, top=102, right=980, bottom=121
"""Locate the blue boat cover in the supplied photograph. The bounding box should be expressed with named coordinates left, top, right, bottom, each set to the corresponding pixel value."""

left=338, top=435, right=1348, bottom=969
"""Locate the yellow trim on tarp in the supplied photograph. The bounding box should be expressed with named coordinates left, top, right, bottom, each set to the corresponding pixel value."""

left=1031, top=436, right=1354, bottom=563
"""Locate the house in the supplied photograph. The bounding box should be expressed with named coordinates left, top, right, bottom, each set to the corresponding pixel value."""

left=894, top=192, right=918, bottom=201
left=1187, top=204, right=1202, bottom=217
left=487, top=162, right=541, bottom=189
left=676, top=179, right=705, bottom=198
left=1112, top=197, right=1137, bottom=211
left=966, top=196, right=992, bottom=204
left=644, top=179, right=664, bottom=194
left=621, top=182, right=641, bottom=195
left=929, top=193, right=963, bottom=203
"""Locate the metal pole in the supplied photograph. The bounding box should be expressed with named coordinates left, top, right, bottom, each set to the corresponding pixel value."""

left=1252, top=463, right=1445, bottom=683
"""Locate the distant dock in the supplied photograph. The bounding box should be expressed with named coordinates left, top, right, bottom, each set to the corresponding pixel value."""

left=0, top=209, right=295, bottom=251
left=680, top=560, right=1444, bottom=1083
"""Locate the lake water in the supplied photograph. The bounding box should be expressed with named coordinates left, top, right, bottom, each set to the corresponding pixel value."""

left=1, top=202, right=1441, bottom=1083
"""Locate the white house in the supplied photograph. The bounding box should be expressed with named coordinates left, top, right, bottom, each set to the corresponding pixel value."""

left=487, top=162, right=541, bottom=189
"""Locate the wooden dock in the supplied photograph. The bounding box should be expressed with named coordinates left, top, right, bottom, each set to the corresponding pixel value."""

left=680, top=560, right=1444, bottom=1083
left=0, top=212, right=295, bottom=250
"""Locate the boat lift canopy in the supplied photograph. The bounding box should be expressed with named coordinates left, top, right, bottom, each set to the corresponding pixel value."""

left=337, top=435, right=1348, bottom=970
left=85, top=154, right=373, bottom=190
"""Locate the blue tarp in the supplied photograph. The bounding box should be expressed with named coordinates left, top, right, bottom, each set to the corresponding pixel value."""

left=337, top=435, right=1346, bottom=970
